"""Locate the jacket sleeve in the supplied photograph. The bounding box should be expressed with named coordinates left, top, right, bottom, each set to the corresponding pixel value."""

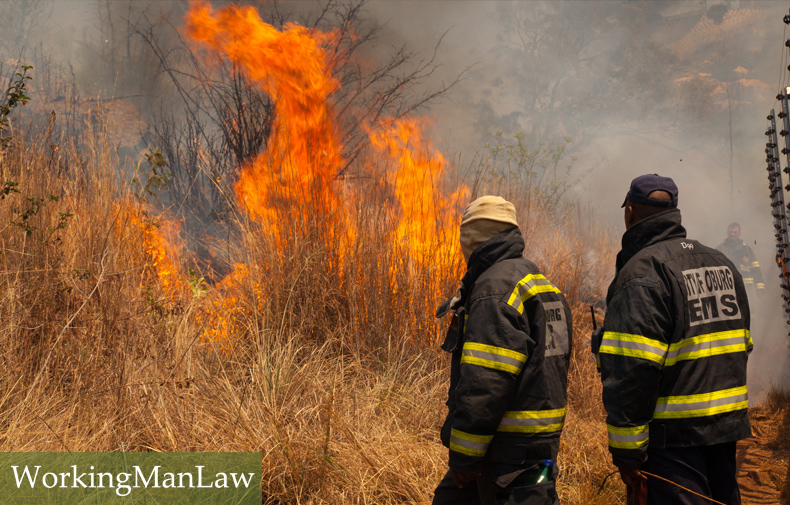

left=599, top=280, right=672, bottom=470
left=448, top=296, right=533, bottom=474
left=744, top=245, right=765, bottom=290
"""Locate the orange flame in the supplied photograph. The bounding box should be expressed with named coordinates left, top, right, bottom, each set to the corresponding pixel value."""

left=115, top=200, right=185, bottom=296
left=141, top=1, right=474, bottom=347
left=186, top=1, right=350, bottom=252
left=369, top=118, right=469, bottom=272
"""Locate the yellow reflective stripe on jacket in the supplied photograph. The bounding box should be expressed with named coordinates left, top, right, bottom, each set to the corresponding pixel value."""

left=498, top=407, right=566, bottom=433
left=743, top=277, right=754, bottom=285
left=746, top=332, right=754, bottom=352
left=507, top=274, right=561, bottom=314
left=449, top=428, right=493, bottom=458
left=751, top=261, right=760, bottom=268
left=664, top=330, right=750, bottom=366
left=607, top=424, right=649, bottom=450
left=461, top=342, right=527, bottom=375
left=654, top=386, right=748, bottom=419
left=598, top=332, right=668, bottom=364
left=756, top=283, right=765, bottom=290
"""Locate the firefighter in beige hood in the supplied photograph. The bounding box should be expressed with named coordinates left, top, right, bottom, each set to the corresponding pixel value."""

left=460, top=196, right=520, bottom=264
left=433, top=195, right=570, bottom=505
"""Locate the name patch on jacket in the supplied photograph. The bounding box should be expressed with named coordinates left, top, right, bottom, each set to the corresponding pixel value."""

left=681, top=266, right=740, bottom=326
left=543, top=301, right=569, bottom=357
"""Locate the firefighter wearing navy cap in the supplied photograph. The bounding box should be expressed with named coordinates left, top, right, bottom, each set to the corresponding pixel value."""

left=592, top=174, right=752, bottom=505
left=716, top=222, right=765, bottom=299
left=433, top=196, right=571, bottom=505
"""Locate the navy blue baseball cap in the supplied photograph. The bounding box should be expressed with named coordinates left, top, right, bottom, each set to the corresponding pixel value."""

left=621, top=174, right=679, bottom=208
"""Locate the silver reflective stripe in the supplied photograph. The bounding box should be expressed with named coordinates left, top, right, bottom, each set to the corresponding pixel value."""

left=608, top=431, right=648, bottom=444
left=601, top=335, right=666, bottom=353
left=498, top=407, right=566, bottom=433
left=666, top=337, right=744, bottom=359
left=656, top=392, right=748, bottom=412
left=607, top=424, right=649, bottom=449
left=598, top=332, right=667, bottom=364
left=499, top=414, right=565, bottom=427
left=654, top=386, right=748, bottom=419
left=664, top=330, right=748, bottom=366
left=461, top=342, right=526, bottom=375
left=449, top=429, right=492, bottom=458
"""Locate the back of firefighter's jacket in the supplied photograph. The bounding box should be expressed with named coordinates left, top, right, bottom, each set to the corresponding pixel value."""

left=597, top=211, right=751, bottom=470
left=441, top=250, right=572, bottom=476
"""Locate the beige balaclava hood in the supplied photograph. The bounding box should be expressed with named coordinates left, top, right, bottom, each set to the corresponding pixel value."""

left=460, top=196, right=519, bottom=264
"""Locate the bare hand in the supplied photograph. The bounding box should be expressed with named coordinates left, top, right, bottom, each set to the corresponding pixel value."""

left=620, top=469, right=648, bottom=505
left=450, top=468, right=479, bottom=488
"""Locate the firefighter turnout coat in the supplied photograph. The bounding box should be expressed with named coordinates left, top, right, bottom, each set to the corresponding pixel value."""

left=716, top=238, right=765, bottom=292
left=595, top=209, right=752, bottom=470
left=440, top=227, right=572, bottom=477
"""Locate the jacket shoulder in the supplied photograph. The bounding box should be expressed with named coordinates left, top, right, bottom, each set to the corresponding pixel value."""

left=613, top=237, right=701, bottom=293
left=470, top=257, right=543, bottom=301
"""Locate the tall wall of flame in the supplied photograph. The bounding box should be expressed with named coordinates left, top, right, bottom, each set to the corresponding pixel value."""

left=186, top=1, right=349, bottom=251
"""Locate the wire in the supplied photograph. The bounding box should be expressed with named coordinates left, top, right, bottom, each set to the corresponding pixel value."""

left=596, top=469, right=730, bottom=504
left=595, top=470, right=619, bottom=494
left=642, top=471, right=728, bottom=505
left=776, top=22, right=787, bottom=110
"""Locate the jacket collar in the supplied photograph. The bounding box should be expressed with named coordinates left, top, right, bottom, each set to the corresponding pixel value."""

left=435, top=227, right=524, bottom=317
left=466, top=227, right=525, bottom=277
left=616, top=208, right=686, bottom=270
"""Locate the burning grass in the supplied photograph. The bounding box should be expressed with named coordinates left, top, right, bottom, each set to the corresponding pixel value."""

left=0, top=2, right=630, bottom=503
left=0, top=120, right=625, bottom=503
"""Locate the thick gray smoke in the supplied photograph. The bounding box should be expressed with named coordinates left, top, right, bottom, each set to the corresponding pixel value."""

left=366, top=0, right=790, bottom=397
left=5, top=0, right=789, bottom=396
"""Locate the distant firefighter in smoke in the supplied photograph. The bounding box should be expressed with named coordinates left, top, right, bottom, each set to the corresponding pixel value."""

left=716, top=222, right=765, bottom=298
left=433, top=196, right=571, bottom=505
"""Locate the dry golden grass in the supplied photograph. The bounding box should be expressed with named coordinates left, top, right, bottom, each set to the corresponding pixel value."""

left=762, top=387, right=790, bottom=502
left=0, top=119, right=629, bottom=504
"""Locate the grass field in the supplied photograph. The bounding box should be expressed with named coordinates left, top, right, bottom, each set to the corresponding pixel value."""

left=0, top=106, right=645, bottom=504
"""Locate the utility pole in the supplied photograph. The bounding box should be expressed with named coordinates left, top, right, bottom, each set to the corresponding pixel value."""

left=763, top=10, right=790, bottom=344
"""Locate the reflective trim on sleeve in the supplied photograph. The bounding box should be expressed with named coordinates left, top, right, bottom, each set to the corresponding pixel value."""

left=507, top=274, right=561, bottom=315
left=746, top=332, right=754, bottom=352
left=743, top=277, right=754, bottom=285
left=751, top=261, right=760, bottom=268
left=756, top=283, right=765, bottom=290
left=449, top=429, right=493, bottom=458
left=607, top=424, right=649, bottom=450
left=497, top=407, right=566, bottom=433
left=598, top=332, right=668, bottom=364
left=654, top=386, right=748, bottom=419
left=664, top=330, right=750, bottom=366
left=461, top=342, right=527, bottom=375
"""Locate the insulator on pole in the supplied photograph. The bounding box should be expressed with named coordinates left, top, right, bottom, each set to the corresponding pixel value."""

left=766, top=105, right=790, bottom=344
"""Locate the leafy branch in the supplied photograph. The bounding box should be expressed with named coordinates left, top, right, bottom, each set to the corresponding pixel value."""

left=0, top=65, right=32, bottom=147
